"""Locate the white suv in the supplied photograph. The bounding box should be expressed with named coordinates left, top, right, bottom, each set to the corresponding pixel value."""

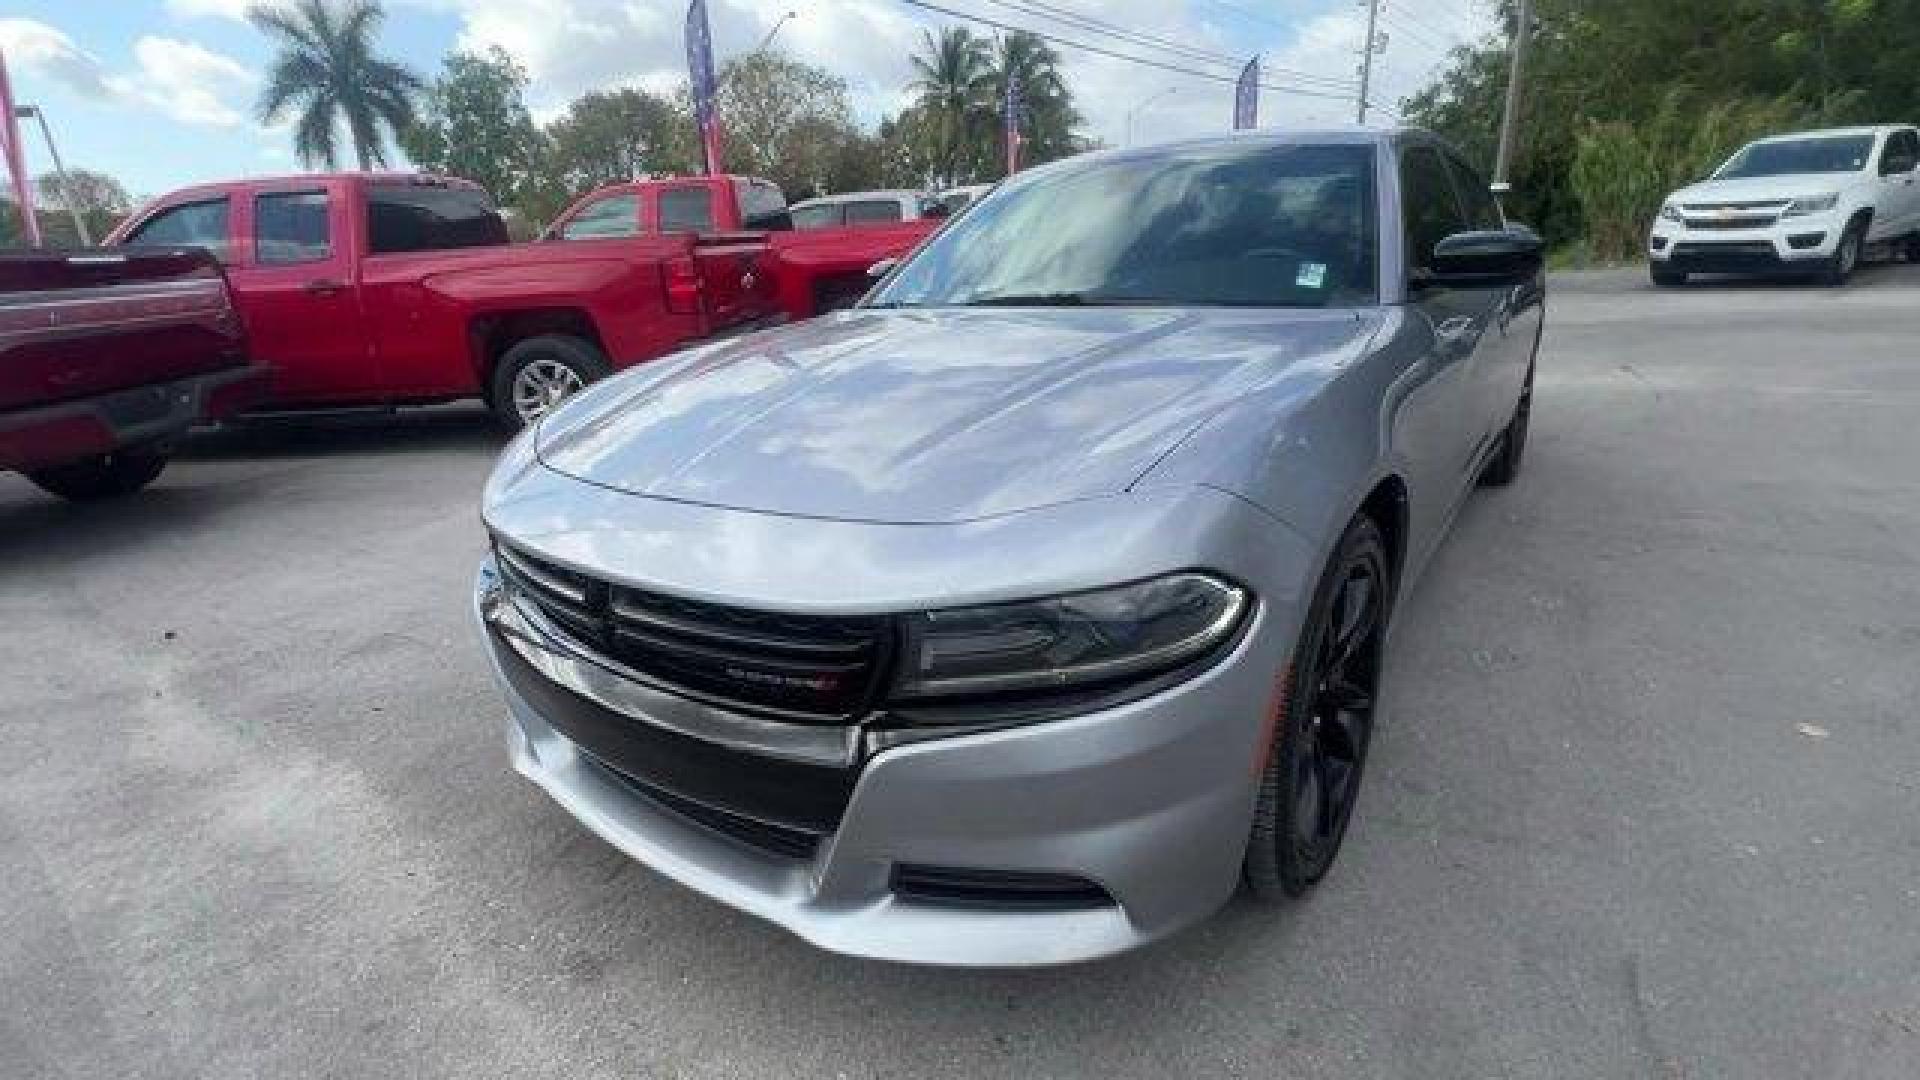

left=1649, top=125, right=1920, bottom=286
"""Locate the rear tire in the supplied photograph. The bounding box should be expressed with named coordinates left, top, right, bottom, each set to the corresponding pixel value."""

left=1650, top=264, right=1687, bottom=288
left=1480, top=361, right=1534, bottom=487
left=27, top=448, right=169, bottom=501
left=490, top=334, right=612, bottom=430
left=1823, top=219, right=1866, bottom=287
left=1245, top=514, right=1392, bottom=900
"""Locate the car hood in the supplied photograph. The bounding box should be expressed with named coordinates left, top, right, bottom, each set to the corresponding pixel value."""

left=537, top=307, right=1380, bottom=524
left=1670, top=174, right=1861, bottom=204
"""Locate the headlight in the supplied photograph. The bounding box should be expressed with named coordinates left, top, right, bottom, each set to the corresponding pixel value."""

left=889, top=573, right=1249, bottom=708
left=1783, top=193, right=1839, bottom=217
left=1657, top=203, right=1683, bottom=223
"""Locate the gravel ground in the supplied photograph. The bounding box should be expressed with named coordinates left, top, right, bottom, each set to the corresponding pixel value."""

left=4, top=264, right=1918, bottom=1079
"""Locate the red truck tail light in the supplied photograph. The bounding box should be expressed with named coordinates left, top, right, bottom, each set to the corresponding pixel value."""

left=664, top=257, right=704, bottom=315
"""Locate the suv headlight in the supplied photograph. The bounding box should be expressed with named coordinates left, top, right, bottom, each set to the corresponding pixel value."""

left=888, top=573, right=1249, bottom=710
left=1657, top=203, right=1683, bottom=223
left=1783, top=193, right=1839, bottom=218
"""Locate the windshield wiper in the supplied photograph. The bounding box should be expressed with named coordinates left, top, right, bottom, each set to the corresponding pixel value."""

left=962, top=291, right=1093, bottom=306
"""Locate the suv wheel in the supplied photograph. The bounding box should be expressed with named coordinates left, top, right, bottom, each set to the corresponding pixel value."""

left=1650, top=264, right=1687, bottom=288
left=491, top=334, right=612, bottom=430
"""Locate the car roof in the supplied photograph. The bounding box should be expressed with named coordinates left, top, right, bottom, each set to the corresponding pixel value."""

left=792, top=189, right=924, bottom=208
left=1754, top=125, right=1912, bottom=143
left=142, top=172, right=486, bottom=204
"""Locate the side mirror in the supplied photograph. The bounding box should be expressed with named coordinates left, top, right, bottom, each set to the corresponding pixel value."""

left=867, top=258, right=899, bottom=280
left=1421, top=227, right=1544, bottom=289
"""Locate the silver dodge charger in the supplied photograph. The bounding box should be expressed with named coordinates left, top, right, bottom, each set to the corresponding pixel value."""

left=475, top=129, right=1545, bottom=966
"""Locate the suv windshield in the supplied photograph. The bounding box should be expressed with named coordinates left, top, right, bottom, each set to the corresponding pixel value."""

left=1715, top=135, right=1875, bottom=179
left=869, top=142, right=1378, bottom=309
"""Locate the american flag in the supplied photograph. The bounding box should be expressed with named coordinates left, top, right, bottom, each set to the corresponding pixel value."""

left=1234, top=58, right=1260, bottom=130
left=685, top=0, right=724, bottom=175
left=1004, top=76, right=1025, bottom=175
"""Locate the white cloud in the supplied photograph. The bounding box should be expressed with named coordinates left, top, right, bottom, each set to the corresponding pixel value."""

left=121, top=36, right=257, bottom=127
left=0, top=17, right=116, bottom=98
left=165, top=0, right=258, bottom=19
left=0, top=18, right=254, bottom=129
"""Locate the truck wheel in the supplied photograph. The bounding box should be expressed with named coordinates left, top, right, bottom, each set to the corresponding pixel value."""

left=1822, top=219, right=1866, bottom=287
left=28, top=449, right=169, bottom=501
left=491, top=335, right=612, bottom=430
left=1649, top=264, right=1687, bottom=288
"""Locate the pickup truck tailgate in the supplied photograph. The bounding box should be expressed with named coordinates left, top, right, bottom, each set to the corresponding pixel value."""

left=1, top=248, right=248, bottom=413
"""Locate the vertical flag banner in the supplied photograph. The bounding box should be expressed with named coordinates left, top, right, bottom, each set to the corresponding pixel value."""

left=685, top=0, right=724, bottom=175
left=0, top=47, right=43, bottom=246
left=1234, top=57, right=1260, bottom=130
left=1004, top=76, right=1025, bottom=175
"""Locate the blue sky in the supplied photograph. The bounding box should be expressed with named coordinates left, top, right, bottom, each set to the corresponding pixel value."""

left=1, top=0, right=1489, bottom=202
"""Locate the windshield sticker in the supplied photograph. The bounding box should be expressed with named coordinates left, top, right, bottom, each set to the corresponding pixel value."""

left=1297, top=262, right=1328, bottom=289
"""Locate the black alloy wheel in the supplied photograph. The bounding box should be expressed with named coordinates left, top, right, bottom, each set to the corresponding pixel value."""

left=1245, top=514, right=1391, bottom=898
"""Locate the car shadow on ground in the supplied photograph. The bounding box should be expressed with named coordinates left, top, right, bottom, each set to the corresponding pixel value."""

left=178, top=404, right=507, bottom=462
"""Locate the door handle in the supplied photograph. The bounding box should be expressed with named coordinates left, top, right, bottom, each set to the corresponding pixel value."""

left=302, top=278, right=345, bottom=296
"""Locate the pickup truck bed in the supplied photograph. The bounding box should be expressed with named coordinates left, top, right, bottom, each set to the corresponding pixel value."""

left=1, top=247, right=257, bottom=499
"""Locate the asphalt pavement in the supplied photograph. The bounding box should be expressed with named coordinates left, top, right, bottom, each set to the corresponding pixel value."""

left=4, top=264, right=1918, bottom=1079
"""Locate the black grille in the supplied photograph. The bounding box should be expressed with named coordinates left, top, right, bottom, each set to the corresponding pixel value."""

left=891, top=865, right=1116, bottom=911
left=599, top=758, right=824, bottom=859
left=496, top=543, right=891, bottom=721
left=1684, top=215, right=1776, bottom=231
left=1670, top=242, right=1783, bottom=272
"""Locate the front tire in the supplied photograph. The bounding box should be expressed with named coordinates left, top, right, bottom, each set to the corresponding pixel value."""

left=1650, top=264, right=1687, bottom=288
left=490, top=334, right=612, bottom=430
left=1823, top=219, right=1866, bottom=287
left=27, top=448, right=169, bottom=501
left=1245, top=514, right=1392, bottom=899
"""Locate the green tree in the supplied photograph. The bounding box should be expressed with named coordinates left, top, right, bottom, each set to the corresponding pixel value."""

left=710, top=51, right=868, bottom=199
left=908, top=26, right=992, bottom=186
left=251, top=0, right=423, bottom=170
left=543, top=88, right=693, bottom=195
left=400, top=46, right=541, bottom=207
left=36, top=168, right=133, bottom=242
left=986, top=31, right=1080, bottom=174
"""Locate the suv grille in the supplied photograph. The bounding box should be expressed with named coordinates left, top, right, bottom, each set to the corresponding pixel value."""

left=496, top=543, right=891, bottom=721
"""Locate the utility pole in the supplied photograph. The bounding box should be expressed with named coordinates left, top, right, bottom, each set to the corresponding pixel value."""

left=17, top=106, right=88, bottom=244
left=1492, top=0, right=1534, bottom=192
left=1354, top=0, right=1381, bottom=125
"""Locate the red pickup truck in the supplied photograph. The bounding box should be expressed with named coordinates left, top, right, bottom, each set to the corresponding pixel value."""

left=1, top=247, right=257, bottom=500
left=107, top=173, right=934, bottom=427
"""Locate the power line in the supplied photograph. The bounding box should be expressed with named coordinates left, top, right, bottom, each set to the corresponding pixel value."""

left=892, top=0, right=1361, bottom=102
left=990, top=0, right=1357, bottom=90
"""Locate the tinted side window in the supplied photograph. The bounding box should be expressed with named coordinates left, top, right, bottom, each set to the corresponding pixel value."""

left=1401, top=146, right=1468, bottom=273
left=791, top=204, right=842, bottom=230
left=659, top=187, right=715, bottom=233
left=845, top=200, right=905, bottom=224
left=1881, top=130, right=1919, bottom=174
left=368, top=186, right=509, bottom=253
left=256, top=191, right=332, bottom=265
left=1446, top=155, right=1503, bottom=230
left=559, top=193, right=640, bottom=239
left=128, top=198, right=231, bottom=260
left=734, top=180, right=790, bottom=229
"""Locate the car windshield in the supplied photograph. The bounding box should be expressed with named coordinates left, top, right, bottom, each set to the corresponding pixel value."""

left=1715, top=135, right=1875, bottom=179
left=869, top=142, right=1378, bottom=309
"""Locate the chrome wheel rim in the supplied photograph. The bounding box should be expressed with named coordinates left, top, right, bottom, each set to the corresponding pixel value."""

left=511, top=359, right=585, bottom=423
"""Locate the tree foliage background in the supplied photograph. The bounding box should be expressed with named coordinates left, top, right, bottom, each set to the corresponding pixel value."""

left=1406, top=0, right=1920, bottom=259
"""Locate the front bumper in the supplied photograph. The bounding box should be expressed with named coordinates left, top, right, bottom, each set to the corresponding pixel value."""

left=471, top=480, right=1312, bottom=966
left=1648, top=215, right=1840, bottom=274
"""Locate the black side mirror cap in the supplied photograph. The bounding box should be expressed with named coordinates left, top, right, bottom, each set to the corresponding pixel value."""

left=1420, top=227, right=1545, bottom=289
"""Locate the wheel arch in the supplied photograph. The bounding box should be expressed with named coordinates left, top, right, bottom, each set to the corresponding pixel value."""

left=469, top=308, right=608, bottom=404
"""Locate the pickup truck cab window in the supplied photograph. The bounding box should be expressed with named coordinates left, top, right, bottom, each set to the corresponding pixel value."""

left=734, top=179, right=790, bottom=229
left=127, top=198, right=232, bottom=262
left=559, top=193, right=640, bottom=239
left=844, top=199, right=904, bottom=224
left=255, top=191, right=332, bottom=265
left=791, top=203, right=842, bottom=230
left=1878, top=129, right=1919, bottom=175
left=659, top=187, right=716, bottom=233
left=368, top=185, right=509, bottom=253
left=870, top=142, right=1378, bottom=309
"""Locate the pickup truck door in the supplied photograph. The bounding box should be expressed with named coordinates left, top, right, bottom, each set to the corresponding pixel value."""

left=226, top=183, right=374, bottom=406
left=1876, top=129, right=1920, bottom=236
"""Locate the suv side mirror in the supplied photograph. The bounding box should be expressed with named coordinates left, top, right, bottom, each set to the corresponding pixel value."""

left=1421, top=228, right=1544, bottom=289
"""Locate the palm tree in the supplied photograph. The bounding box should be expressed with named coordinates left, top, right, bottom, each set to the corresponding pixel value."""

left=986, top=31, right=1079, bottom=171
left=251, top=0, right=423, bottom=171
left=907, top=26, right=991, bottom=185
